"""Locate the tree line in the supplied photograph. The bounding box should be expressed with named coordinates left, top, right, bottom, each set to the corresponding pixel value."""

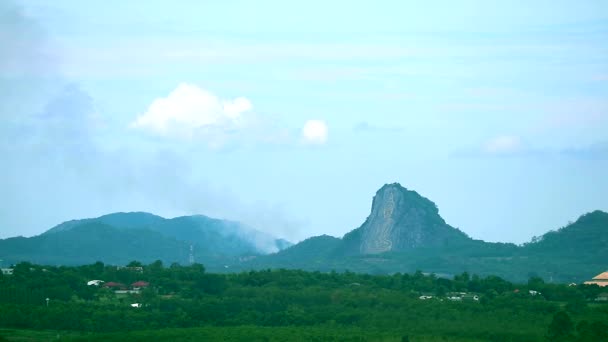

left=0, top=261, right=607, bottom=341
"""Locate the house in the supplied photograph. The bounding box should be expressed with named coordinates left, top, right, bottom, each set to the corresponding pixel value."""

left=131, top=303, right=142, bottom=308
left=87, top=280, right=104, bottom=286
left=529, top=290, right=541, bottom=296
left=419, top=295, right=434, bottom=300
left=1, top=268, right=13, bottom=275
left=115, top=290, right=140, bottom=295
left=462, top=294, right=480, bottom=301
left=131, top=281, right=150, bottom=290
left=583, top=271, right=608, bottom=287
left=103, top=282, right=126, bottom=289
left=445, top=292, right=479, bottom=302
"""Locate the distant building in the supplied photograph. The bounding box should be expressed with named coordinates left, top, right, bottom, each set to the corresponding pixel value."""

left=87, top=280, right=104, bottom=286
left=116, top=266, right=144, bottom=273
left=115, top=290, right=140, bottom=295
left=1, top=268, right=13, bottom=275
left=445, top=292, right=479, bottom=301
left=462, top=294, right=480, bottom=301
left=131, top=281, right=150, bottom=290
left=103, top=282, right=126, bottom=289
left=584, top=271, right=608, bottom=287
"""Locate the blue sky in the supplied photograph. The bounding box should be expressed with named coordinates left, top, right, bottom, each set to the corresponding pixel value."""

left=1, top=0, right=607, bottom=243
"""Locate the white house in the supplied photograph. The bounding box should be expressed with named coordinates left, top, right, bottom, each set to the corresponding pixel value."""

left=87, top=280, right=104, bottom=286
left=1, top=268, right=13, bottom=275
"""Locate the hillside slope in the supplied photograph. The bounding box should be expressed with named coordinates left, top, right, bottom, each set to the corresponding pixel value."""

left=0, top=222, right=189, bottom=266
left=1, top=212, right=291, bottom=269
left=243, top=184, right=607, bottom=282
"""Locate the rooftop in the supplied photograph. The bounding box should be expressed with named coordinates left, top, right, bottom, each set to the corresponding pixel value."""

left=592, top=271, right=608, bottom=280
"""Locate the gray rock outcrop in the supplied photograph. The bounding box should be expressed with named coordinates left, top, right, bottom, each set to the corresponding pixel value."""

left=359, top=183, right=469, bottom=254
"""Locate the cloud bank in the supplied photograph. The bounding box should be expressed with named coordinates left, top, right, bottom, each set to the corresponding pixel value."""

left=301, top=119, right=329, bottom=145
left=131, top=83, right=330, bottom=148
left=130, top=83, right=253, bottom=142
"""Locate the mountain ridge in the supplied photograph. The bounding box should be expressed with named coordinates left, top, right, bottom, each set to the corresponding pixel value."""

left=0, top=212, right=292, bottom=270
left=1, top=183, right=606, bottom=282
left=43, top=211, right=166, bottom=235
left=242, top=183, right=607, bottom=282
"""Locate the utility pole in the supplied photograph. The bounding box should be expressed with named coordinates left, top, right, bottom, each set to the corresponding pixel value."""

left=189, top=245, right=195, bottom=265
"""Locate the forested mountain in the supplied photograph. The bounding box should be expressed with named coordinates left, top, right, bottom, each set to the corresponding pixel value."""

left=243, top=184, right=608, bottom=282
left=522, top=210, right=608, bottom=256
left=0, top=212, right=291, bottom=269
left=44, top=212, right=166, bottom=234
left=0, top=223, right=189, bottom=266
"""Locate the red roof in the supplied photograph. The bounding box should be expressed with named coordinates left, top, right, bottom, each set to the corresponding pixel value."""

left=131, top=281, right=150, bottom=287
left=104, top=282, right=125, bottom=288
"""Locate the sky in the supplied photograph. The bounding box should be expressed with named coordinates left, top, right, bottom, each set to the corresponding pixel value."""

left=1, top=0, right=607, bottom=244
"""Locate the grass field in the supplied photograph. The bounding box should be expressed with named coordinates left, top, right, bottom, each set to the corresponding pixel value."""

left=0, top=327, right=505, bottom=342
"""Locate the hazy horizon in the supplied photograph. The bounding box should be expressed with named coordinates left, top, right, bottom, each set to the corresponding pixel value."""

left=1, top=0, right=607, bottom=244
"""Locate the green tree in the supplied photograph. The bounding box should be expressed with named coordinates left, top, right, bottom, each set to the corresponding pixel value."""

left=547, top=311, right=574, bottom=341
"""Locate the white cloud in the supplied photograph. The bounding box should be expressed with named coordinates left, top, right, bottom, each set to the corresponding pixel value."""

left=301, top=119, right=328, bottom=145
left=483, top=135, right=522, bottom=154
left=131, top=84, right=330, bottom=148
left=130, top=83, right=253, bottom=140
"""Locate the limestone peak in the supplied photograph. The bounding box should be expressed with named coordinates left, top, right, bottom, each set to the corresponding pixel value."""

left=359, top=183, right=468, bottom=254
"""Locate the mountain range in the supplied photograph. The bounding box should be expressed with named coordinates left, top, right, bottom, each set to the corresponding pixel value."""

left=1, top=183, right=606, bottom=282
left=241, top=183, right=607, bottom=282
left=0, top=212, right=291, bottom=269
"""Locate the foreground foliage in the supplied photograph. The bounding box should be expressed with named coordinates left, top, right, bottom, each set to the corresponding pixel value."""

left=0, top=262, right=607, bottom=341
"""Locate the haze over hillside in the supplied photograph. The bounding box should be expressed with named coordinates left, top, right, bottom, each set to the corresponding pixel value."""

left=0, top=212, right=291, bottom=270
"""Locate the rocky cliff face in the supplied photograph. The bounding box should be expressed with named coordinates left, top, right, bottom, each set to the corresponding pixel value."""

left=358, top=183, right=469, bottom=254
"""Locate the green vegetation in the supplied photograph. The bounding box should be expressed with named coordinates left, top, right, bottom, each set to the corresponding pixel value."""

left=0, top=212, right=290, bottom=270
left=243, top=210, right=608, bottom=283
left=1, top=262, right=607, bottom=341
left=1, top=185, right=606, bottom=283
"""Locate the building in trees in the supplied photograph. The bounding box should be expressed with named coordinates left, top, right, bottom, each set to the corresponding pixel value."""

left=584, top=271, right=608, bottom=287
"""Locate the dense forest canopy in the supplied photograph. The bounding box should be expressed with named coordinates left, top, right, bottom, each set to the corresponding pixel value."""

left=0, top=261, right=607, bottom=341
